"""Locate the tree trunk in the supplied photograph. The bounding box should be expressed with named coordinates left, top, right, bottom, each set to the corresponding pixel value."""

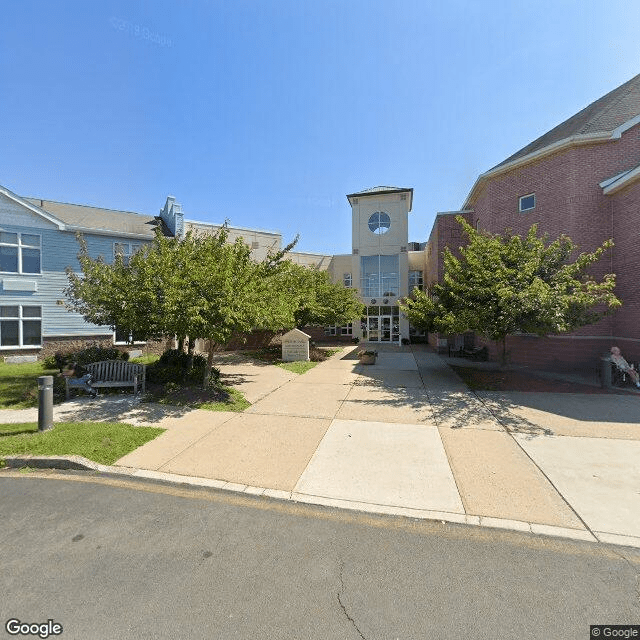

left=186, top=337, right=194, bottom=372
left=177, top=336, right=185, bottom=353
left=205, top=339, right=217, bottom=386
left=498, top=336, right=508, bottom=366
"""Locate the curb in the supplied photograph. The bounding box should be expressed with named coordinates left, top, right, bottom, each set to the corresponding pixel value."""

left=4, top=455, right=640, bottom=550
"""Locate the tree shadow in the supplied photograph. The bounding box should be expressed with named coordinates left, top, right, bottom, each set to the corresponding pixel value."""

left=53, top=395, right=193, bottom=425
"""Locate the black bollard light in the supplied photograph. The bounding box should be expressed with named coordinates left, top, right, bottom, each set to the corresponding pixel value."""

left=38, top=375, right=54, bottom=432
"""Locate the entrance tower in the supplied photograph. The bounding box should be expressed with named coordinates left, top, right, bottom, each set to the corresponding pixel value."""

left=346, top=186, right=413, bottom=344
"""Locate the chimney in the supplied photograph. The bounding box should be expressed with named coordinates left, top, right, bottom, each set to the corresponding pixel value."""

left=160, top=195, right=184, bottom=238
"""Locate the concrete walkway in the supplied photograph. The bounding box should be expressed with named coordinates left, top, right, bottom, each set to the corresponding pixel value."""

left=4, top=346, right=640, bottom=548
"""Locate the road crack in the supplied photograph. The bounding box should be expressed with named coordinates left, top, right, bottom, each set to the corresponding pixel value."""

left=337, top=561, right=367, bottom=640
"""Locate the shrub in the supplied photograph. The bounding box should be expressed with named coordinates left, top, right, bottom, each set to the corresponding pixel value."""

left=43, top=346, right=128, bottom=371
left=147, top=349, right=217, bottom=385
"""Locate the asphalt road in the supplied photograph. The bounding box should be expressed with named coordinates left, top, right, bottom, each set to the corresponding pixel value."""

left=1, top=471, right=638, bottom=640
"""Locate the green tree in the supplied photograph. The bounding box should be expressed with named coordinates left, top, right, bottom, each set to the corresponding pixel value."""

left=64, top=234, right=159, bottom=342
left=401, top=216, right=621, bottom=362
left=65, top=226, right=303, bottom=384
left=282, top=263, right=364, bottom=329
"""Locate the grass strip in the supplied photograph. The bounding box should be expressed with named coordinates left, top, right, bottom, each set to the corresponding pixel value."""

left=0, top=421, right=164, bottom=466
left=197, top=387, right=251, bottom=412
left=0, top=362, right=59, bottom=409
left=276, top=361, right=318, bottom=374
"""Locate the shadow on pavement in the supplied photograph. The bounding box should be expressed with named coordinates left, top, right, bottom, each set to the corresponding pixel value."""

left=54, top=396, right=193, bottom=425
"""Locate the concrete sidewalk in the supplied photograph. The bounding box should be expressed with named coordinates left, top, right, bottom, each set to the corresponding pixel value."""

left=5, top=345, right=640, bottom=548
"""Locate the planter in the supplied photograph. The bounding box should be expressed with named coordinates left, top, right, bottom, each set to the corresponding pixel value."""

left=358, top=351, right=377, bottom=365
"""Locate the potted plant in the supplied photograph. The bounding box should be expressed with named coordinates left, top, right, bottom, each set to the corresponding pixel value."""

left=357, top=349, right=377, bottom=365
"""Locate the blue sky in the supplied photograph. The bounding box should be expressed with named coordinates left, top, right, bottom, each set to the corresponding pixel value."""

left=2, top=1, right=639, bottom=254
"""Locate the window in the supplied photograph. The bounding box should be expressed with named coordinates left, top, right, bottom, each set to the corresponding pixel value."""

left=340, top=323, right=353, bottom=336
left=343, top=273, right=352, bottom=288
left=0, top=232, right=41, bottom=274
left=360, top=255, right=399, bottom=297
left=368, top=212, right=391, bottom=235
left=325, top=324, right=353, bottom=336
left=114, top=326, right=146, bottom=345
left=519, top=194, right=535, bottom=212
left=113, top=242, right=143, bottom=264
left=409, top=270, right=423, bottom=291
left=0, top=305, right=41, bottom=348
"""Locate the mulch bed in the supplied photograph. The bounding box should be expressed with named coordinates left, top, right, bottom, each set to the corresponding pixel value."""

left=143, top=382, right=231, bottom=405
left=450, top=366, right=634, bottom=394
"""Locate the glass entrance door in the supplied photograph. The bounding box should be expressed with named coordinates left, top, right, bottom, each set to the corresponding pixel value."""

left=363, top=306, right=401, bottom=343
left=367, top=316, right=380, bottom=341
left=380, top=316, right=392, bottom=342
left=368, top=315, right=392, bottom=342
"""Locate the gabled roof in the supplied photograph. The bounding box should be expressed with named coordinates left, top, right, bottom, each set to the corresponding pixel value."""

left=0, top=185, right=66, bottom=229
left=346, top=185, right=413, bottom=210
left=23, top=198, right=166, bottom=238
left=463, top=73, right=640, bottom=208
left=493, top=73, right=640, bottom=170
left=600, top=161, right=640, bottom=195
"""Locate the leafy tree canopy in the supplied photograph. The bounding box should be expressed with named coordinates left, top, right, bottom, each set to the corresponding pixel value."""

left=281, top=263, right=364, bottom=329
left=400, top=216, right=621, bottom=361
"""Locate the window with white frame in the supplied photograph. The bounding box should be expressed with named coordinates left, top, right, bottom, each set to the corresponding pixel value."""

left=114, top=326, right=146, bottom=345
left=0, top=232, right=41, bottom=274
left=340, top=323, right=353, bottom=336
left=343, top=273, right=352, bottom=287
left=409, top=270, right=423, bottom=291
left=519, top=194, right=535, bottom=212
left=0, top=305, right=42, bottom=348
left=324, top=324, right=353, bottom=336
left=360, top=255, right=399, bottom=297
left=113, top=242, right=143, bottom=264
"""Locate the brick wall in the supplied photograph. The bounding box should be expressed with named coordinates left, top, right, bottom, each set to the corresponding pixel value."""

left=611, top=178, right=640, bottom=341
left=435, top=124, right=640, bottom=370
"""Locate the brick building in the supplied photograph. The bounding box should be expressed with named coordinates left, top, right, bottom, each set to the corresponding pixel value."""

left=427, top=73, right=640, bottom=371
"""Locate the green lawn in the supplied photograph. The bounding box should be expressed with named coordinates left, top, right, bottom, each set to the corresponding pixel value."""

left=277, top=361, right=318, bottom=374
left=0, top=421, right=165, bottom=465
left=198, top=387, right=251, bottom=411
left=0, top=362, right=59, bottom=409
left=249, top=346, right=343, bottom=375
left=129, top=354, right=160, bottom=365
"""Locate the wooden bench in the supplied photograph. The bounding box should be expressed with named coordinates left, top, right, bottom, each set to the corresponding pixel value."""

left=65, top=360, right=146, bottom=399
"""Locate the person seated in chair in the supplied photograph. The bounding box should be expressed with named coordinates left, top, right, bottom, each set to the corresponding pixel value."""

left=610, top=346, right=640, bottom=388
left=63, top=362, right=98, bottom=398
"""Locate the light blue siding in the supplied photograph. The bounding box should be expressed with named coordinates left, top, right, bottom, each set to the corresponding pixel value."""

left=1, top=218, right=151, bottom=341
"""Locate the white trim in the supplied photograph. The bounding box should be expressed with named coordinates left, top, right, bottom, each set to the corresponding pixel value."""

left=599, top=169, right=632, bottom=189
left=601, top=163, right=640, bottom=194
left=0, top=231, right=42, bottom=275
left=610, top=113, right=640, bottom=139
left=463, top=131, right=611, bottom=208
left=0, top=304, right=42, bottom=349
left=518, top=193, right=536, bottom=212
left=66, top=226, right=155, bottom=240
left=0, top=186, right=66, bottom=230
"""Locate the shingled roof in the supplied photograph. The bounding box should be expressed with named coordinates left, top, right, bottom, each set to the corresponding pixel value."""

left=22, top=197, right=165, bottom=237
left=493, top=73, right=640, bottom=169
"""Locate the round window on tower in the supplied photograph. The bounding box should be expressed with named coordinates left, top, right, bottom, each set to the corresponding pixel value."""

left=368, top=212, right=391, bottom=234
